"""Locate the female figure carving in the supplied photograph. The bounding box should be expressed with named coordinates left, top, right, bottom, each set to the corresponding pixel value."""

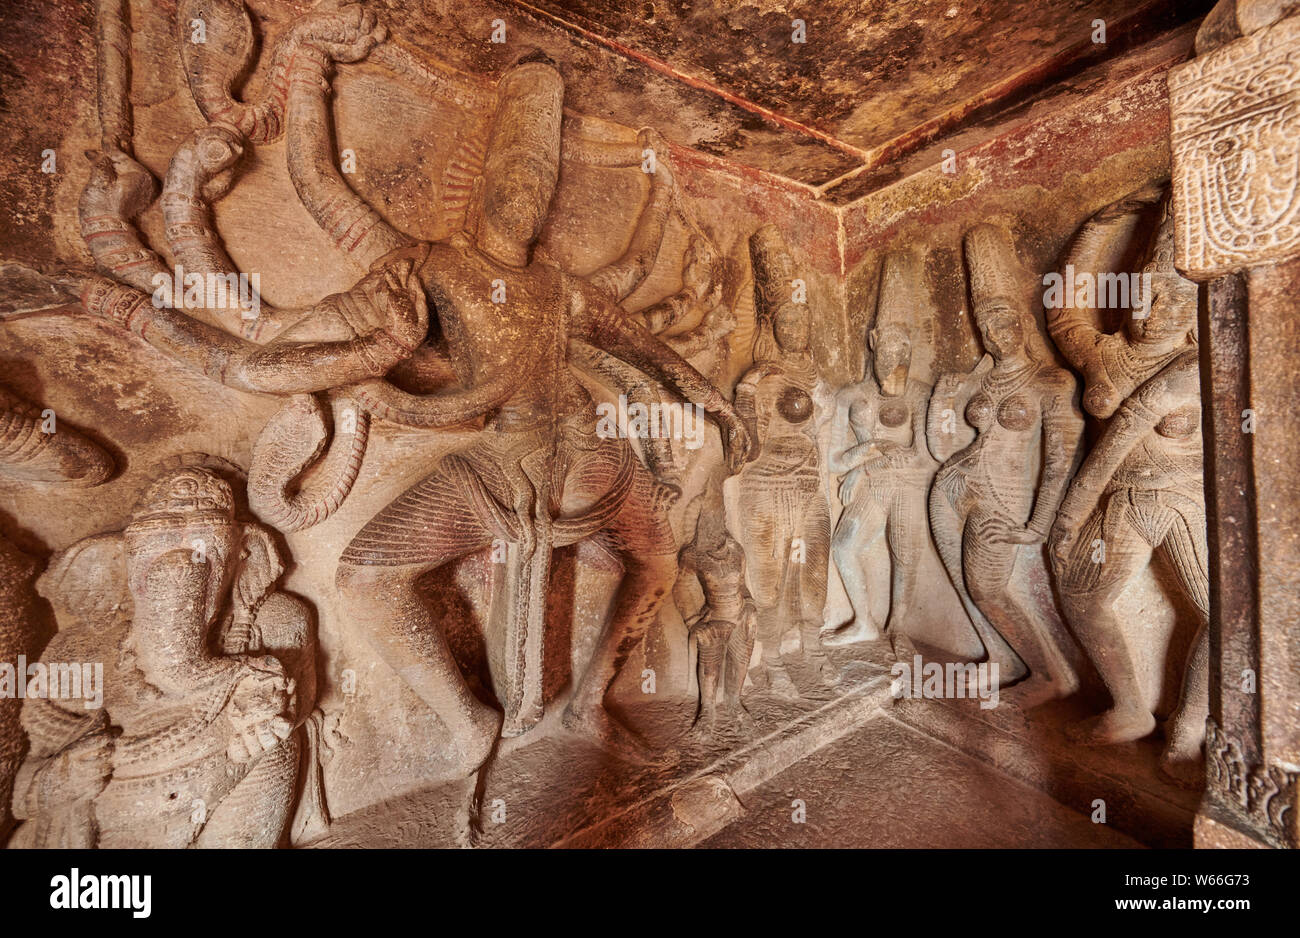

left=1047, top=188, right=1208, bottom=784
left=927, top=223, right=1083, bottom=707
left=730, top=225, right=837, bottom=696
left=825, top=252, right=937, bottom=650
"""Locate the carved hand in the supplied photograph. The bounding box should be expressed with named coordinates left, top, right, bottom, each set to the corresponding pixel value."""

left=987, top=517, right=1045, bottom=545
left=933, top=371, right=964, bottom=399
left=718, top=406, right=753, bottom=474
left=1047, top=517, right=1076, bottom=564
left=838, top=467, right=863, bottom=505
left=43, top=733, right=114, bottom=804
left=363, top=259, right=427, bottom=354
left=702, top=296, right=735, bottom=337
left=194, top=128, right=245, bottom=202
left=637, top=127, right=667, bottom=153
left=294, top=4, right=387, bottom=63
left=226, top=663, right=296, bottom=764
left=627, top=308, right=654, bottom=331
left=1048, top=497, right=1089, bottom=561
left=84, top=149, right=155, bottom=221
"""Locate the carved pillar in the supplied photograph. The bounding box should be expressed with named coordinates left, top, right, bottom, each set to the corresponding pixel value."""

left=1168, top=0, right=1300, bottom=848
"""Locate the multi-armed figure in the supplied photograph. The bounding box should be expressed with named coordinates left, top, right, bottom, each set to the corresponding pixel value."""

left=74, top=2, right=750, bottom=773
left=331, top=60, right=750, bottom=765
left=590, top=233, right=736, bottom=496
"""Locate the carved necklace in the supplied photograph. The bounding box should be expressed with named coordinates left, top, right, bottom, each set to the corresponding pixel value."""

left=983, top=358, right=1038, bottom=398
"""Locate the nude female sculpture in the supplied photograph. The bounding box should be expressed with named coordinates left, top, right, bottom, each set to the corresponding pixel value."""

left=824, top=252, right=937, bottom=650
left=730, top=225, right=837, bottom=696
left=1046, top=188, right=1208, bottom=784
left=75, top=1, right=750, bottom=775
left=926, top=223, right=1083, bottom=707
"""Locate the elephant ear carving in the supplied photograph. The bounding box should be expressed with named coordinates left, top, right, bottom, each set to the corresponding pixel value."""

left=36, top=533, right=128, bottom=629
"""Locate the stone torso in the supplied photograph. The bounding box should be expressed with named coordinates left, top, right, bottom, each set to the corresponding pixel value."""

left=1091, top=336, right=1202, bottom=491
left=846, top=377, right=932, bottom=485
left=687, top=538, right=747, bottom=625
left=420, top=239, right=574, bottom=433
left=955, top=362, right=1046, bottom=507
left=747, top=358, right=822, bottom=480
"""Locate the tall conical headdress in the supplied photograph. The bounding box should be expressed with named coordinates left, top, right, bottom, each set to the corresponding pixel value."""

left=748, top=223, right=799, bottom=362
left=962, top=221, right=1055, bottom=362
left=873, top=247, right=936, bottom=382
left=876, top=249, right=921, bottom=329
left=1141, top=190, right=1198, bottom=338
left=456, top=54, right=564, bottom=265
left=964, top=222, right=1029, bottom=314
left=749, top=223, right=796, bottom=322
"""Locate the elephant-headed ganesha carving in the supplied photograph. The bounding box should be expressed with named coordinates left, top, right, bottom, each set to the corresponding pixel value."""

left=9, top=462, right=322, bottom=849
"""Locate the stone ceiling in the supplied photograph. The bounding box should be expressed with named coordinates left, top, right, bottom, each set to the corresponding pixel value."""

left=399, top=0, right=1213, bottom=195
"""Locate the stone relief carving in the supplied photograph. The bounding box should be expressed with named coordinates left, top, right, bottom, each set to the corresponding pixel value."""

left=586, top=232, right=735, bottom=496
left=677, top=476, right=756, bottom=737
left=79, top=1, right=393, bottom=535
left=0, top=388, right=113, bottom=490
left=1048, top=190, right=1209, bottom=785
left=926, top=223, right=1083, bottom=708
left=1170, top=8, right=1300, bottom=277
left=0, top=388, right=113, bottom=840
left=1205, top=718, right=1298, bottom=847
left=0, top=0, right=1240, bottom=853
left=824, top=251, right=937, bottom=652
left=1168, top=0, right=1300, bottom=848
left=70, top=0, right=752, bottom=782
left=328, top=61, right=749, bottom=769
left=728, top=225, right=838, bottom=697
left=8, top=463, right=322, bottom=848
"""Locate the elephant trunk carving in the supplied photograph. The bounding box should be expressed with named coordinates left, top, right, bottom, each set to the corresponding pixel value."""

left=248, top=393, right=370, bottom=533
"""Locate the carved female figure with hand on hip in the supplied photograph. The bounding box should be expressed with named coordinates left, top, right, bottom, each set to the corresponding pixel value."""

left=927, top=223, right=1083, bottom=708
